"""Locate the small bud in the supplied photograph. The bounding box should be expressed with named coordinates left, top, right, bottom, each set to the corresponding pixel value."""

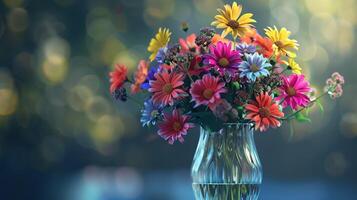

left=112, top=87, right=128, bottom=102
left=324, top=72, right=345, bottom=99
left=180, top=21, right=189, bottom=32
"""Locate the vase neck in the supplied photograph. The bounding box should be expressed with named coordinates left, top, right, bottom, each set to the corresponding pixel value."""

left=200, top=123, right=254, bottom=137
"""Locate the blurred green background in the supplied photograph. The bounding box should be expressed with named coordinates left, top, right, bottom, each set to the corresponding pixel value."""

left=0, top=0, right=356, bottom=199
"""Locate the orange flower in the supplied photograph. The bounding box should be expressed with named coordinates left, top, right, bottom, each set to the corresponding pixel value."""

left=240, top=29, right=273, bottom=58
left=179, top=34, right=198, bottom=53
left=131, top=60, right=149, bottom=94
left=255, top=36, right=274, bottom=58
left=109, top=64, right=128, bottom=93
left=245, top=92, right=284, bottom=132
left=240, top=28, right=257, bottom=44
left=211, top=34, right=231, bottom=45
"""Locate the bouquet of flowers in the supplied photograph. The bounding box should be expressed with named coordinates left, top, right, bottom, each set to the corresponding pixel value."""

left=109, top=2, right=345, bottom=144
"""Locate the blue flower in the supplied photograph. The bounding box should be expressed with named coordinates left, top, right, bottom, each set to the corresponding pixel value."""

left=140, top=99, right=162, bottom=126
left=239, top=52, right=271, bottom=82
left=155, top=47, right=167, bottom=64
left=236, top=43, right=256, bottom=54
left=141, top=66, right=158, bottom=90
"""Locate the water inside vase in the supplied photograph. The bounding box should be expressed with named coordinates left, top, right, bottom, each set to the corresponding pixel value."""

left=192, top=183, right=260, bottom=200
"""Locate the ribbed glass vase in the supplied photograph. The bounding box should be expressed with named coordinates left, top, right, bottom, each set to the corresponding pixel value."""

left=191, top=123, right=262, bottom=200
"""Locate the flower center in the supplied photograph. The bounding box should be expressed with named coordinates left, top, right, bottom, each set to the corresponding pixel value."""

left=162, top=83, right=173, bottom=94
left=286, top=87, right=296, bottom=96
left=250, top=64, right=260, bottom=72
left=150, top=110, right=159, bottom=117
left=172, top=121, right=182, bottom=132
left=202, top=89, right=214, bottom=100
left=259, top=107, right=271, bottom=118
left=227, top=20, right=240, bottom=29
left=218, top=57, right=229, bottom=67
left=275, top=41, right=284, bottom=49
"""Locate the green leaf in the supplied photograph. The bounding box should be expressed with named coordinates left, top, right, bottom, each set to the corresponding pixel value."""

left=305, top=107, right=311, bottom=116
left=295, top=112, right=311, bottom=123
left=316, top=99, right=324, bottom=112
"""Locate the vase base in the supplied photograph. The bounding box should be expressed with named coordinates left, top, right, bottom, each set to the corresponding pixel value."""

left=192, top=183, right=260, bottom=200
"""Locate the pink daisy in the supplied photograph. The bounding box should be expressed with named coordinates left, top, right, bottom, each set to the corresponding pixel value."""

left=276, top=74, right=311, bottom=110
left=190, top=74, right=227, bottom=109
left=158, top=109, right=194, bottom=144
left=203, top=41, right=241, bottom=75
left=149, top=72, right=186, bottom=106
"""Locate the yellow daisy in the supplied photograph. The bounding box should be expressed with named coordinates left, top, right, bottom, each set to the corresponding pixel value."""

left=147, top=28, right=171, bottom=61
left=264, top=26, right=299, bottom=58
left=283, top=58, right=302, bottom=74
left=211, top=2, right=256, bottom=39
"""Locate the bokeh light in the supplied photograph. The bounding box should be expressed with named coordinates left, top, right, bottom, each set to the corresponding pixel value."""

left=0, top=70, right=18, bottom=116
left=7, top=8, right=28, bottom=32
left=41, top=37, right=70, bottom=84
left=193, top=0, right=223, bottom=16
left=3, top=0, right=23, bottom=8
left=145, top=0, right=175, bottom=20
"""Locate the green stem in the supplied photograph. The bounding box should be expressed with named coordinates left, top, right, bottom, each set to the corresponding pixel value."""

left=126, top=78, right=134, bottom=84
left=182, top=63, right=194, bottom=83
left=278, top=97, right=286, bottom=105
left=279, top=68, right=289, bottom=75
left=232, top=37, right=237, bottom=50
left=282, top=92, right=327, bottom=120
left=187, top=71, right=194, bottom=83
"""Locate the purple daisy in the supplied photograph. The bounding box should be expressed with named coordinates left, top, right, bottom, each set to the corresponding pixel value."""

left=236, top=43, right=256, bottom=54
left=203, top=42, right=241, bottom=75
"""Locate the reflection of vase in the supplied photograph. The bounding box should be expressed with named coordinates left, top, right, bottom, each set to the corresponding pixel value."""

left=191, top=123, right=262, bottom=200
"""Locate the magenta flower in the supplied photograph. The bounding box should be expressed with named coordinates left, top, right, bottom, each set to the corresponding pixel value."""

left=276, top=74, right=311, bottom=110
left=158, top=109, right=194, bottom=144
left=203, top=42, right=241, bottom=75
left=190, top=74, right=227, bottom=110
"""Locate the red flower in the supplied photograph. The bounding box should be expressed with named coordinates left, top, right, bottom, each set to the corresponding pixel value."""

left=245, top=92, right=284, bottom=132
left=190, top=74, right=227, bottom=110
left=109, top=64, right=128, bottom=93
left=131, top=60, right=149, bottom=94
left=158, top=109, right=194, bottom=144
left=188, top=56, right=205, bottom=76
left=149, top=72, right=186, bottom=106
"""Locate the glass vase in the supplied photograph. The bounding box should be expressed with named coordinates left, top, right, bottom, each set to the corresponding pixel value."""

left=191, top=123, right=262, bottom=200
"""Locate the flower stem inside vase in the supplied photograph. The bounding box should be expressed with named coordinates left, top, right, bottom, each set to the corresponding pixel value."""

left=191, top=123, right=262, bottom=200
